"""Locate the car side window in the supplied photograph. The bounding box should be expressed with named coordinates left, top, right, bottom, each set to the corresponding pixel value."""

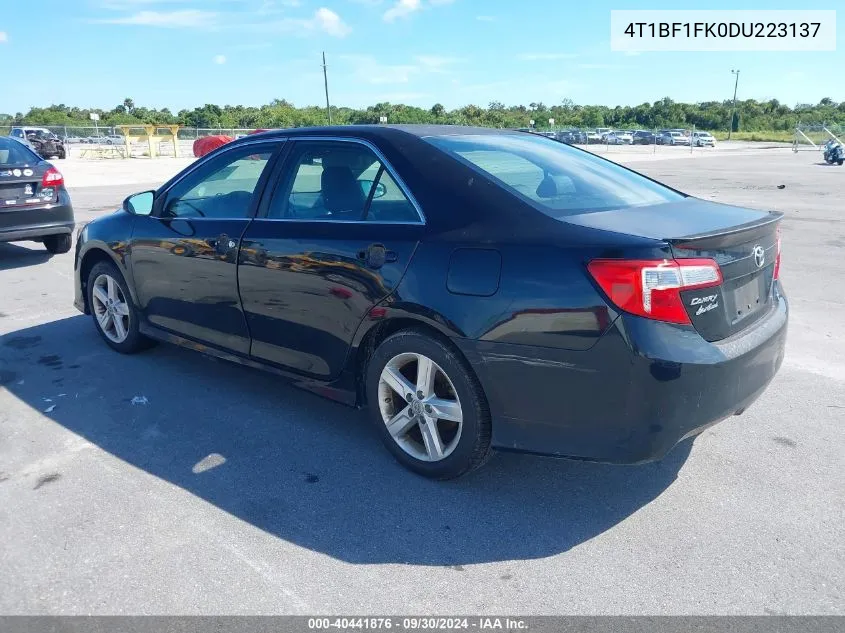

left=267, top=141, right=419, bottom=223
left=162, top=144, right=276, bottom=219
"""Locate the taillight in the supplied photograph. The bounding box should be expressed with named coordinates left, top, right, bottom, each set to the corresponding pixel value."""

left=773, top=226, right=782, bottom=281
left=587, top=258, right=722, bottom=324
left=41, top=167, right=64, bottom=188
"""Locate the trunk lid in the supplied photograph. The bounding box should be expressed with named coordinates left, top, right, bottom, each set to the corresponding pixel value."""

left=567, top=198, right=782, bottom=341
left=0, top=164, right=47, bottom=208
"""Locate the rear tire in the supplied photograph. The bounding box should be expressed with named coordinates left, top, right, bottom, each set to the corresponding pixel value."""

left=366, top=329, right=492, bottom=479
left=43, top=234, right=71, bottom=254
left=87, top=261, right=154, bottom=354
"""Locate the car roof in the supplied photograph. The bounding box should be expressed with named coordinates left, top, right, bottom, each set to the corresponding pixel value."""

left=243, top=124, right=526, bottom=143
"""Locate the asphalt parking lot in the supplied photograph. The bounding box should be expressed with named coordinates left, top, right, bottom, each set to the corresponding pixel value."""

left=1, top=146, right=843, bottom=615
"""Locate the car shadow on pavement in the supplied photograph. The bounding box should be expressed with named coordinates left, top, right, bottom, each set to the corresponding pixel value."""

left=1, top=315, right=692, bottom=566
left=0, top=242, right=53, bottom=271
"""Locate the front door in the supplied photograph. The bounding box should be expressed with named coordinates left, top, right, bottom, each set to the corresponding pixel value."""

left=129, top=141, right=282, bottom=354
left=238, top=139, right=425, bottom=380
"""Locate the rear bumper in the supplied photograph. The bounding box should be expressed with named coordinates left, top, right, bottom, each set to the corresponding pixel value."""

left=456, top=288, right=788, bottom=464
left=0, top=193, right=74, bottom=243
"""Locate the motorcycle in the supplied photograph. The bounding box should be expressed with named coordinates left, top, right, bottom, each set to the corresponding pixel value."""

left=823, top=139, right=844, bottom=165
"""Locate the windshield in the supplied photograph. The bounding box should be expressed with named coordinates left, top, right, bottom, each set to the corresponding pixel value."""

left=427, top=133, right=684, bottom=217
left=0, top=137, right=39, bottom=165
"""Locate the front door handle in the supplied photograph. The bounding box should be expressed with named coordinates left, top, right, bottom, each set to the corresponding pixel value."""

left=357, top=244, right=397, bottom=269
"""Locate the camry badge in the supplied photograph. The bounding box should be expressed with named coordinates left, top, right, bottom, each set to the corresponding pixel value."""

left=12, top=169, right=22, bottom=177
left=753, top=245, right=765, bottom=269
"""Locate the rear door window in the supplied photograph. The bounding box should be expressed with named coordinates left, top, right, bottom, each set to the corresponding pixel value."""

left=427, top=133, right=683, bottom=217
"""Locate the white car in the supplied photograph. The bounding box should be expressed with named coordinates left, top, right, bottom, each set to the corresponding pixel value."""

left=606, top=131, right=633, bottom=145
left=692, top=131, right=716, bottom=147
left=660, top=131, right=691, bottom=146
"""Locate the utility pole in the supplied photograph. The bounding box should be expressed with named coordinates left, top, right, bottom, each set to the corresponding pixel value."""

left=322, top=51, right=332, bottom=125
left=728, top=69, right=740, bottom=140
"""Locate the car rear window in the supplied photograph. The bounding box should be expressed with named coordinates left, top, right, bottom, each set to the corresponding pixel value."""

left=426, top=133, right=683, bottom=217
left=0, top=138, right=39, bottom=166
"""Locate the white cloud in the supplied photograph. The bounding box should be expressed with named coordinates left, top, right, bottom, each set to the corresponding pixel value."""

left=414, top=55, right=460, bottom=71
left=314, top=7, right=351, bottom=37
left=340, top=53, right=459, bottom=85
left=577, top=63, right=620, bottom=69
left=476, top=15, right=494, bottom=22
left=253, top=8, right=351, bottom=37
left=382, top=0, right=454, bottom=22
left=383, top=0, right=420, bottom=22
left=518, top=53, right=580, bottom=61
left=0, top=32, right=7, bottom=43
left=340, top=54, right=417, bottom=84
left=213, top=54, right=226, bottom=64
left=97, top=9, right=218, bottom=28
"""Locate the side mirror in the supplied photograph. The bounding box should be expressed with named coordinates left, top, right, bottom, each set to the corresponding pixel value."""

left=123, top=190, right=155, bottom=216
left=360, top=180, right=387, bottom=199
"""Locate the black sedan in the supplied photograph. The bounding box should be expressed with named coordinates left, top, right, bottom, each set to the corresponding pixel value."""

left=632, top=130, right=658, bottom=145
left=73, top=125, right=787, bottom=479
left=0, top=137, right=75, bottom=253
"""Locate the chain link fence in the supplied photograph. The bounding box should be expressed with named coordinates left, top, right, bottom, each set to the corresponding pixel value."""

left=793, top=123, right=844, bottom=152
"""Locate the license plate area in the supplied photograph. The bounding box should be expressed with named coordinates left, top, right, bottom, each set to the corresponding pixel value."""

left=728, top=274, right=766, bottom=325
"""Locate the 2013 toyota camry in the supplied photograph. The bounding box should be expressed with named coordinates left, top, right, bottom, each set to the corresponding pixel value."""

left=73, top=126, right=787, bottom=479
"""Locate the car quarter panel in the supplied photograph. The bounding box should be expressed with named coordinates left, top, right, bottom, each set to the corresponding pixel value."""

left=456, top=290, right=788, bottom=463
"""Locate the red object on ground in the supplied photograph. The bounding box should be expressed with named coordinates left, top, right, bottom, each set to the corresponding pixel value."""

left=193, top=135, right=233, bottom=158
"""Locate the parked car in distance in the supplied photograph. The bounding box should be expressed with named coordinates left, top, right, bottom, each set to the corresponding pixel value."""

left=63, top=136, right=85, bottom=144
left=9, top=126, right=51, bottom=142
left=11, top=128, right=66, bottom=159
left=25, top=131, right=66, bottom=160
left=632, top=130, right=658, bottom=145
left=605, top=131, right=633, bottom=145
left=104, top=134, right=125, bottom=144
left=73, top=125, right=787, bottom=479
left=658, top=131, right=691, bottom=146
left=556, top=130, right=587, bottom=145
left=595, top=127, right=612, bottom=139
left=0, top=136, right=75, bottom=253
left=692, top=131, right=716, bottom=147
left=586, top=131, right=603, bottom=144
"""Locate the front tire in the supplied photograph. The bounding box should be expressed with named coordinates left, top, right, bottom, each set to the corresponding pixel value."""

left=87, top=261, right=153, bottom=354
left=366, top=330, right=492, bottom=479
left=43, top=234, right=71, bottom=254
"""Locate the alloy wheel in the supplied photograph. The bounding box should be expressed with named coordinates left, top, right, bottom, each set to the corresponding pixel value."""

left=91, top=274, right=130, bottom=344
left=378, top=352, right=463, bottom=462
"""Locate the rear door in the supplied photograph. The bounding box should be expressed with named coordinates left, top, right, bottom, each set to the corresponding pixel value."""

left=238, top=137, right=425, bottom=380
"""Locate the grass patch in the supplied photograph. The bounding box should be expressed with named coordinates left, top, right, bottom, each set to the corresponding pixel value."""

left=712, top=131, right=794, bottom=142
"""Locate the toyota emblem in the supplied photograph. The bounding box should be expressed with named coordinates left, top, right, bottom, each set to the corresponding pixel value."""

left=753, top=245, right=765, bottom=269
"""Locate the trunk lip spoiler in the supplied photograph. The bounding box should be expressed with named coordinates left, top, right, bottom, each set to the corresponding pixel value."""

left=667, top=210, right=783, bottom=245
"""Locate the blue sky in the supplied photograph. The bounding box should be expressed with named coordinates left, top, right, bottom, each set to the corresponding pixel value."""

left=0, top=0, right=841, bottom=114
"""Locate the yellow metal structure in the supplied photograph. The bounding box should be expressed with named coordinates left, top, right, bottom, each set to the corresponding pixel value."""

left=115, top=124, right=181, bottom=158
